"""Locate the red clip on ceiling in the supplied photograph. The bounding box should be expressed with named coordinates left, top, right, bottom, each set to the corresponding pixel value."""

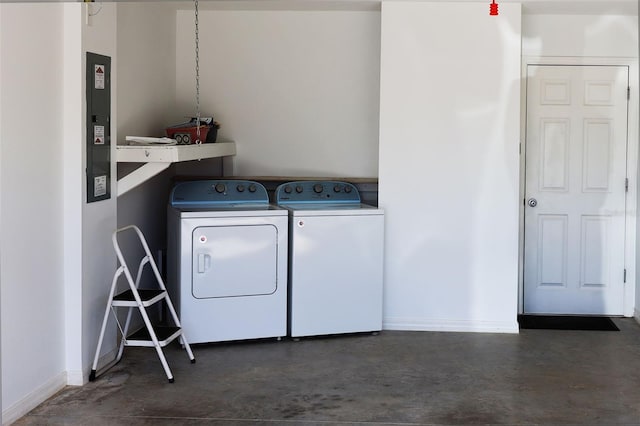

left=490, top=0, right=499, bottom=15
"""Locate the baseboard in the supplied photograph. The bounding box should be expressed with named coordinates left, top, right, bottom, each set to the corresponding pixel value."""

left=68, top=347, right=119, bottom=386
left=2, top=371, right=67, bottom=425
left=2, top=346, right=120, bottom=424
left=383, top=316, right=520, bottom=334
left=66, top=369, right=85, bottom=386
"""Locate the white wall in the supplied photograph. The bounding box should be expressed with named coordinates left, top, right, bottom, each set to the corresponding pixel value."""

left=62, top=2, right=85, bottom=390
left=637, top=11, right=640, bottom=323
left=523, top=14, right=638, bottom=57
left=117, top=3, right=179, bottom=142
left=62, top=2, right=120, bottom=387
left=0, top=5, right=3, bottom=421
left=379, top=1, right=522, bottom=333
left=1, top=4, right=67, bottom=422
left=79, top=2, right=119, bottom=384
left=175, top=8, right=381, bottom=177
left=116, top=2, right=179, bottom=288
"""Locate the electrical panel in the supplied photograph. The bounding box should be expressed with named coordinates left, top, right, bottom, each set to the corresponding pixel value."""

left=86, top=52, right=111, bottom=203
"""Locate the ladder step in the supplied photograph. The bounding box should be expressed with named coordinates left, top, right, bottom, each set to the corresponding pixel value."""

left=91, top=226, right=195, bottom=383
left=125, top=325, right=182, bottom=347
left=112, top=289, right=166, bottom=307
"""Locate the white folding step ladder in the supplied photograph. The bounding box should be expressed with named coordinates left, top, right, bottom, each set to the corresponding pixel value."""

left=90, top=225, right=195, bottom=383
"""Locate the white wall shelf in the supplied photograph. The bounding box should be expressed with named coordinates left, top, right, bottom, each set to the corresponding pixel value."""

left=116, top=141, right=236, bottom=196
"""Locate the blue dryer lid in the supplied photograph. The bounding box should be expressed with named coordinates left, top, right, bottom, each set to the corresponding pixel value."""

left=170, top=180, right=269, bottom=208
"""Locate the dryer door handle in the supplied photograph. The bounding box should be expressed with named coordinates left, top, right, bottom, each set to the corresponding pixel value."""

left=197, top=253, right=211, bottom=273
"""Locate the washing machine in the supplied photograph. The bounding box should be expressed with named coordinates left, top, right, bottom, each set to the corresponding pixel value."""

left=167, top=179, right=288, bottom=344
left=275, top=180, right=384, bottom=338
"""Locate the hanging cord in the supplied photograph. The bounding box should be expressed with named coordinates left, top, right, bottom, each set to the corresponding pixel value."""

left=194, top=0, right=202, bottom=144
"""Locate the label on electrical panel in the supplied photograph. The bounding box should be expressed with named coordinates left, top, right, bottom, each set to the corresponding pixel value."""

left=94, top=125, right=105, bottom=145
left=94, top=65, right=105, bottom=89
left=94, top=175, right=107, bottom=197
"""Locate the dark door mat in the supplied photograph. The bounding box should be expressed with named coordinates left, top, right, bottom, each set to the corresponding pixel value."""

left=518, top=315, right=619, bottom=331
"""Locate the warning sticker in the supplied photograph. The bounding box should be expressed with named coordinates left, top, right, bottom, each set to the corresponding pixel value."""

left=94, top=175, right=107, bottom=197
left=95, top=65, right=105, bottom=89
left=94, top=125, right=105, bottom=145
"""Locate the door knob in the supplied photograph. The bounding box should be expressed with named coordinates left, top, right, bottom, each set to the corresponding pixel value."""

left=528, top=198, right=538, bottom=207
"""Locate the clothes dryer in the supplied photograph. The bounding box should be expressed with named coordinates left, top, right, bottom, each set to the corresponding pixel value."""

left=275, top=181, right=384, bottom=338
left=168, top=180, right=288, bottom=343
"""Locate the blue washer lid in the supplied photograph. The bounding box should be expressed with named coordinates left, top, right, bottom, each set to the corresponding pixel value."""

left=275, top=181, right=361, bottom=205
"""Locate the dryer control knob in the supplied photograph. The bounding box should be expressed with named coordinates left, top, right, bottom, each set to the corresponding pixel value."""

left=215, top=183, right=226, bottom=193
left=313, top=184, right=324, bottom=194
left=236, top=184, right=245, bottom=192
left=284, top=186, right=292, bottom=194
left=248, top=184, right=257, bottom=193
left=333, top=185, right=341, bottom=193
left=295, top=185, right=304, bottom=193
left=344, top=185, right=353, bottom=193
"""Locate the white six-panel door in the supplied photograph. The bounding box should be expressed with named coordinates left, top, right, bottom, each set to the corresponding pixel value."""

left=524, top=65, right=629, bottom=315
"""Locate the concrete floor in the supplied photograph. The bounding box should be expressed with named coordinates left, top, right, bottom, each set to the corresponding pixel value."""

left=14, top=318, right=640, bottom=425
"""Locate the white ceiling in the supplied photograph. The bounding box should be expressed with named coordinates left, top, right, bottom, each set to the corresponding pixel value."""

left=179, top=0, right=639, bottom=15
left=21, top=0, right=640, bottom=16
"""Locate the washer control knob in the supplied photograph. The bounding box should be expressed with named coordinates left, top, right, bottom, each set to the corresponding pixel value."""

left=248, top=184, right=257, bottom=193
left=333, top=185, right=341, bottom=193
left=313, top=184, right=324, bottom=194
left=344, top=185, right=353, bottom=194
left=284, top=185, right=292, bottom=194
left=215, top=183, right=226, bottom=193
left=295, top=185, right=304, bottom=193
left=236, top=184, right=245, bottom=192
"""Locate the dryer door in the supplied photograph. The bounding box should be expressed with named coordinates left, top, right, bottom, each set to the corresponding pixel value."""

left=192, top=224, right=278, bottom=298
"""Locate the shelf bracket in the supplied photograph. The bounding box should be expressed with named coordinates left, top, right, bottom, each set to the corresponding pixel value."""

left=115, top=142, right=236, bottom=197
left=117, top=162, right=171, bottom=197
